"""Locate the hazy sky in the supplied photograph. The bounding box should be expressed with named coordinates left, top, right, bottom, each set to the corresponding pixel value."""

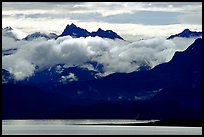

left=2, top=2, right=202, bottom=40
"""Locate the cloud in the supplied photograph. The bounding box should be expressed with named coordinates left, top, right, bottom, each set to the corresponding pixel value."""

left=2, top=2, right=202, bottom=38
left=2, top=36, right=18, bottom=50
left=60, top=73, right=78, bottom=84
left=3, top=2, right=201, bottom=16
left=2, top=16, right=79, bottom=34
left=178, top=13, right=202, bottom=25
left=2, top=15, right=202, bottom=40
left=2, top=55, right=35, bottom=80
left=2, top=35, right=197, bottom=81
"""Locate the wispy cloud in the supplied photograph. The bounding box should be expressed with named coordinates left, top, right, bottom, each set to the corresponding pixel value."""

left=2, top=2, right=202, bottom=40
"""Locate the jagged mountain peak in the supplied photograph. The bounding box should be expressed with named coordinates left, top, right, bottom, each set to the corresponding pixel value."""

left=70, top=23, right=77, bottom=27
left=167, top=29, right=202, bottom=39
left=65, top=23, right=78, bottom=29
left=58, top=23, right=90, bottom=38
left=58, top=23, right=124, bottom=40
left=97, top=28, right=103, bottom=31
left=3, top=26, right=13, bottom=31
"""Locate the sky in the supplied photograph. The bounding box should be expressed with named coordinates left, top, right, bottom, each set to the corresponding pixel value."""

left=2, top=2, right=202, bottom=41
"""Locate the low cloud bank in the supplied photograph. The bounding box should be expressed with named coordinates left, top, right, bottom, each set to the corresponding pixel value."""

left=2, top=35, right=196, bottom=80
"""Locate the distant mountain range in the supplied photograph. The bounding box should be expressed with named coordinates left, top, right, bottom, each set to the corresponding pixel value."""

left=58, top=23, right=124, bottom=40
left=167, top=29, right=202, bottom=39
left=2, top=23, right=124, bottom=41
left=2, top=38, right=202, bottom=120
left=2, top=25, right=202, bottom=120
left=3, top=25, right=202, bottom=41
left=23, top=32, right=58, bottom=41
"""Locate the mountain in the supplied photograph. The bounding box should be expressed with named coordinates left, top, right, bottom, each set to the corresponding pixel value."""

left=23, top=32, right=57, bottom=41
left=2, top=69, right=15, bottom=84
left=53, top=38, right=201, bottom=119
left=24, top=64, right=101, bottom=86
left=2, top=48, right=17, bottom=56
left=78, top=38, right=202, bottom=119
left=57, top=23, right=124, bottom=40
left=2, top=26, right=13, bottom=31
left=2, top=38, right=202, bottom=120
left=167, top=29, right=202, bottom=39
left=2, top=26, right=19, bottom=40
left=91, top=28, right=124, bottom=40
left=58, top=23, right=91, bottom=38
left=2, top=63, right=102, bottom=87
left=2, top=26, right=19, bottom=56
left=48, top=33, right=58, bottom=39
left=2, top=26, right=58, bottom=41
left=3, top=24, right=124, bottom=41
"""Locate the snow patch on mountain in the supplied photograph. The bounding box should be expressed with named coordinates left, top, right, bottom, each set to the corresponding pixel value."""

left=2, top=26, right=27, bottom=40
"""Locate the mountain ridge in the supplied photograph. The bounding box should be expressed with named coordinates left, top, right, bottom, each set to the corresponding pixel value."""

left=2, top=38, right=202, bottom=119
left=23, top=32, right=58, bottom=41
left=58, top=23, right=124, bottom=40
left=167, top=29, right=202, bottom=39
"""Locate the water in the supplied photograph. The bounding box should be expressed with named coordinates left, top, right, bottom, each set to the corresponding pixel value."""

left=2, top=120, right=202, bottom=135
left=2, top=119, right=157, bottom=125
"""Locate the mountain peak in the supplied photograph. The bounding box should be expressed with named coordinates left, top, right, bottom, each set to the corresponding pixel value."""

left=182, top=29, right=191, bottom=33
left=57, top=23, right=124, bottom=40
left=92, top=28, right=124, bottom=40
left=2, top=26, right=20, bottom=40
left=58, top=23, right=90, bottom=38
left=167, top=29, right=202, bottom=39
left=65, top=23, right=77, bottom=29
left=3, top=26, right=13, bottom=31
left=167, top=38, right=202, bottom=66
left=69, top=23, right=77, bottom=27
left=97, top=28, right=103, bottom=31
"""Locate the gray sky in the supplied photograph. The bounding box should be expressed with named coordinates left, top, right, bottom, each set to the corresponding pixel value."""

left=2, top=2, right=202, bottom=40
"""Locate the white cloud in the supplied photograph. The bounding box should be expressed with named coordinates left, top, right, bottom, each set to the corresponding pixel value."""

left=2, top=35, right=197, bottom=81
left=60, top=73, right=78, bottom=84
left=55, top=65, right=64, bottom=74
left=11, top=28, right=27, bottom=39
left=2, top=56, right=35, bottom=80
left=178, top=13, right=202, bottom=25
left=3, top=2, right=201, bottom=16
left=2, top=2, right=202, bottom=40
left=2, top=16, right=79, bottom=35
left=2, top=15, right=202, bottom=41
left=79, top=64, right=98, bottom=72
left=2, top=36, right=18, bottom=50
left=2, top=27, right=27, bottom=40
